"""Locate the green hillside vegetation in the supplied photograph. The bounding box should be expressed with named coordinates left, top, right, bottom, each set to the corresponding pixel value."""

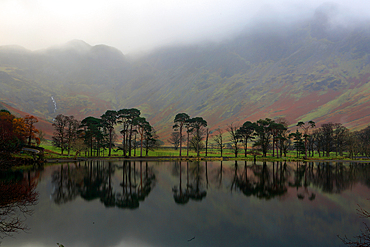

left=1, top=13, right=370, bottom=142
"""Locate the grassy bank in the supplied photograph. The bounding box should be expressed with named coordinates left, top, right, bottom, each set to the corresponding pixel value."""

left=35, top=143, right=370, bottom=163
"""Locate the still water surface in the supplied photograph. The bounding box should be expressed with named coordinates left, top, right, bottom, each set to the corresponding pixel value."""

left=2, top=160, right=370, bottom=247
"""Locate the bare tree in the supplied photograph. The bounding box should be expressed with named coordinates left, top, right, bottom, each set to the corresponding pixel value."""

left=213, top=128, right=224, bottom=157
left=227, top=123, right=240, bottom=158
left=205, top=128, right=210, bottom=157
left=52, top=114, right=68, bottom=154
left=339, top=204, right=370, bottom=246
left=65, top=116, right=80, bottom=156
left=71, top=138, right=88, bottom=159
left=168, top=132, right=182, bottom=150
left=0, top=176, right=38, bottom=239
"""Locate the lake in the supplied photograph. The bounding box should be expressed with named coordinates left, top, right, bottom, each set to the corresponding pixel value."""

left=1, top=160, right=370, bottom=247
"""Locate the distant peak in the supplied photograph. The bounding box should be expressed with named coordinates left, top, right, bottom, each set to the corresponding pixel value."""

left=91, top=44, right=124, bottom=55
left=90, top=44, right=125, bottom=61
left=61, top=39, right=92, bottom=53
left=65, top=39, right=92, bottom=49
left=0, top=45, right=31, bottom=53
left=43, top=39, right=92, bottom=54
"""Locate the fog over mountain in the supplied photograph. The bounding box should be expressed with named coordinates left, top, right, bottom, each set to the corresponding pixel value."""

left=1, top=1, right=370, bottom=53
left=1, top=2, right=370, bottom=140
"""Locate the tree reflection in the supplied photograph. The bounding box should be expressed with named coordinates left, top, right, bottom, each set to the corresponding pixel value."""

left=213, top=161, right=225, bottom=189
left=188, top=161, right=207, bottom=201
left=172, top=161, right=207, bottom=204
left=80, top=161, right=107, bottom=202
left=0, top=169, right=38, bottom=240
left=50, top=160, right=370, bottom=208
left=233, top=161, right=289, bottom=199
left=52, top=163, right=85, bottom=204
left=116, top=161, right=156, bottom=209
left=287, top=162, right=370, bottom=200
left=50, top=160, right=156, bottom=209
left=172, top=162, right=189, bottom=204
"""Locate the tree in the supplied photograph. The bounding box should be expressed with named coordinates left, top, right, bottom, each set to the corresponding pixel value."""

left=297, top=120, right=315, bottom=159
left=276, top=118, right=290, bottom=157
left=185, top=120, right=193, bottom=157
left=205, top=128, right=210, bottom=157
left=190, top=135, right=205, bottom=153
left=213, top=128, right=224, bottom=157
left=339, top=204, right=370, bottom=246
left=227, top=123, right=240, bottom=158
left=80, top=116, right=102, bottom=156
left=144, top=127, right=159, bottom=156
left=101, top=110, right=117, bottom=157
left=346, top=131, right=361, bottom=159
left=127, top=109, right=141, bottom=156
left=187, top=117, right=207, bottom=157
left=24, top=115, right=40, bottom=146
left=133, top=117, right=150, bottom=157
left=70, top=138, right=88, bottom=159
left=334, top=123, right=348, bottom=156
left=0, top=111, right=23, bottom=156
left=117, top=109, right=130, bottom=156
left=52, top=114, right=68, bottom=155
left=289, top=130, right=304, bottom=158
left=254, top=118, right=273, bottom=157
left=173, top=113, right=190, bottom=157
left=11, top=117, right=27, bottom=141
left=312, top=128, right=325, bottom=157
left=65, top=116, right=80, bottom=155
left=237, top=121, right=256, bottom=157
left=38, top=130, right=46, bottom=145
left=270, top=122, right=287, bottom=158
left=321, top=122, right=335, bottom=157
left=168, top=132, right=182, bottom=150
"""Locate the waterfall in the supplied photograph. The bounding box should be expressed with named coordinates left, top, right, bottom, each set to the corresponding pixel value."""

left=51, top=96, right=57, bottom=113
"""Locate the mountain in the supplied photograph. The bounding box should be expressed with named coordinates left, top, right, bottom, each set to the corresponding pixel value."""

left=1, top=11, right=370, bottom=140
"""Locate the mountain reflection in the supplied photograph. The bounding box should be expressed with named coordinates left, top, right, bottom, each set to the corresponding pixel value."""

left=51, top=160, right=156, bottom=209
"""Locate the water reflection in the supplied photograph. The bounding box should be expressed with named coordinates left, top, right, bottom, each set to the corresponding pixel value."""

left=47, top=160, right=370, bottom=206
left=3, top=160, right=370, bottom=247
left=0, top=169, right=39, bottom=239
left=172, top=161, right=207, bottom=204
left=170, top=160, right=370, bottom=204
left=116, top=161, right=156, bottom=209
left=51, top=160, right=156, bottom=209
left=46, top=160, right=370, bottom=212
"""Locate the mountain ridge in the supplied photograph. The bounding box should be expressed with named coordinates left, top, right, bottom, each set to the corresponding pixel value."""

left=1, top=15, right=370, bottom=140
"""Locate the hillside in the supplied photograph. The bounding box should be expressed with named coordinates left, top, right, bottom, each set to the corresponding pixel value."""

left=0, top=101, right=54, bottom=140
left=1, top=10, right=370, bottom=140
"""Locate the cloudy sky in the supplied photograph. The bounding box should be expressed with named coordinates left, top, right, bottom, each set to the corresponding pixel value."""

left=1, top=0, right=370, bottom=54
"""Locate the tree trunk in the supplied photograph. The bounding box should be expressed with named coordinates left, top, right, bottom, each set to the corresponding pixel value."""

left=179, top=125, right=183, bottom=157
left=129, top=125, right=133, bottom=156
left=205, top=130, right=209, bottom=157
left=187, top=132, right=190, bottom=157
left=108, top=129, right=112, bottom=156
left=140, top=131, right=143, bottom=157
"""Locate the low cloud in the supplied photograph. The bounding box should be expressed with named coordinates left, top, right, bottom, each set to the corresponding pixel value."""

left=0, top=0, right=370, bottom=54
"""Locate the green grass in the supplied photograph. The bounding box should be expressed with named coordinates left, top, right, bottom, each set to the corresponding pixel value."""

left=38, top=142, right=366, bottom=162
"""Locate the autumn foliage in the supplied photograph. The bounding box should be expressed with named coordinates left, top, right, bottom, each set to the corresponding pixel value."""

left=0, top=110, right=40, bottom=155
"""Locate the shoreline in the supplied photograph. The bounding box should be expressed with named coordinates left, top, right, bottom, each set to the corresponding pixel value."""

left=44, top=156, right=370, bottom=163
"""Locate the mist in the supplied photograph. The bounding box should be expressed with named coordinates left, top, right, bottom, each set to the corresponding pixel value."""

left=1, top=0, right=370, bottom=54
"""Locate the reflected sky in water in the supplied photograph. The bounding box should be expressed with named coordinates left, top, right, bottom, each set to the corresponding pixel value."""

left=2, top=160, right=370, bottom=247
